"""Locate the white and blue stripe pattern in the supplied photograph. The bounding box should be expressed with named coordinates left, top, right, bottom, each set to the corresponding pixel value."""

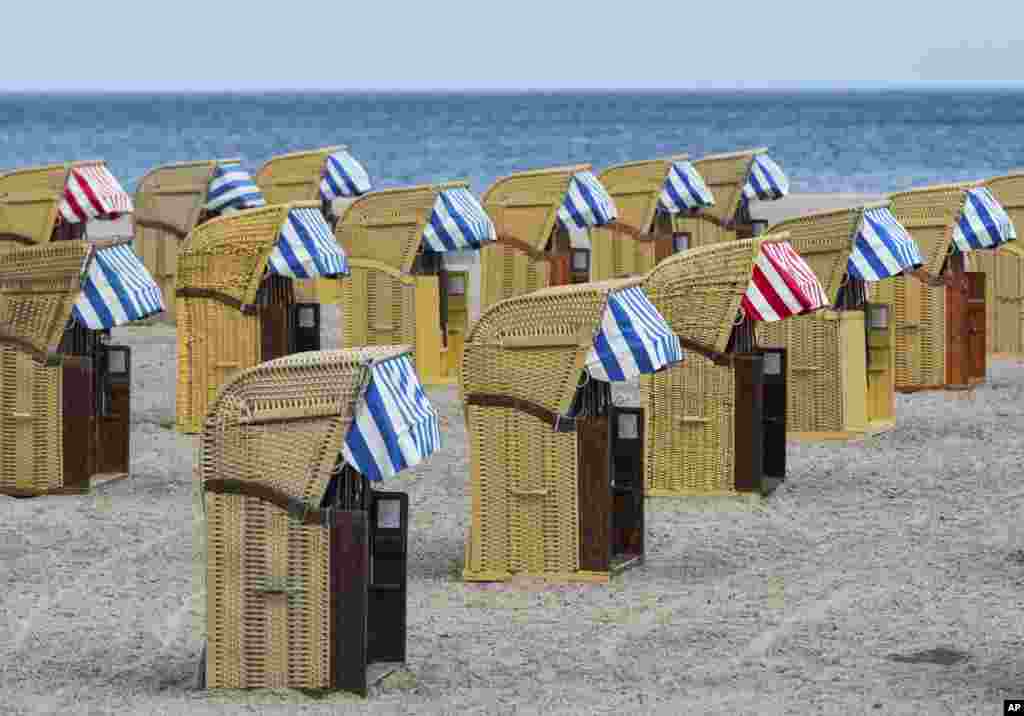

left=320, top=150, right=372, bottom=203
left=205, top=164, right=266, bottom=214
left=952, top=187, right=1018, bottom=253
left=72, top=243, right=165, bottom=329
left=265, top=207, right=349, bottom=279
left=658, top=161, right=715, bottom=213
left=557, top=171, right=619, bottom=230
left=847, top=207, right=923, bottom=281
left=421, top=188, right=497, bottom=253
left=742, top=155, right=790, bottom=202
left=584, top=286, right=684, bottom=382
left=342, top=354, right=441, bottom=481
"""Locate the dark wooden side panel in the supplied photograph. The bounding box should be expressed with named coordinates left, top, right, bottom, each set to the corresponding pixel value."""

left=62, top=356, right=96, bottom=489
left=96, top=346, right=130, bottom=475
left=331, top=511, right=369, bottom=697
left=967, top=272, right=987, bottom=383
left=550, top=254, right=572, bottom=287
left=577, top=415, right=612, bottom=573
left=946, top=277, right=969, bottom=387
left=261, top=304, right=290, bottom=363
left=761, top=349, right=787, bottom=483
left=610, top=407, right=644, bottom=559
left=290, top=303, right=321, bottom=354
left=367, top=492, right=408, bottom=664
left=733, top=354, right=765, bottom=493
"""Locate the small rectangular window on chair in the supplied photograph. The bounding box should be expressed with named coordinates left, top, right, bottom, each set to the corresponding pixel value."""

left=617, top=412, right=639, bottom=440
left=763, top=352, right=782, bottom=376
left=299, top=307, right=317, bottom=328
left=108, top=349, right=128, bottom=375
left=572, top=249, right=590, bottom=272
left=869, top=305, right=889, bottom=329
left=672, top=233, right=690, bottom=253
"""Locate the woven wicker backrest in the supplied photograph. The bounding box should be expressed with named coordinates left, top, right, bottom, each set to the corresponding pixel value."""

left=334, top=182, right=463, bottom=273
left=0, top=240, right=91, bottom=357
left=691, top=149, right=763, bottom=225
left=986, top=173, right=1024, bottom=237
left=255, top=146, right=343, bottom=205
left=133, top=159, right=223, bottom=239
left=642, top=236, right=775, bottom=353
left=201, top=346, right=410, bottom=507
left=482, top=165, right=584, bottom=252
left=463, top=278, right=638, bottom=415
left=177, top=201, right=307, bottom=306
left=888, top=182, right=973, bottom=276
left=0, top=162, right=71, bottom=245
left=767, top=204, right=869, bottom=303
left=597, top=157, right=677, bottom=234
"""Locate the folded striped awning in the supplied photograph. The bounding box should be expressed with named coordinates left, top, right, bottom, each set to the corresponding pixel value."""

left=741, top=241, right=828, bottom=322
left=320, top=149, right=372, bottom=203
left=342, top=353, right=441, bottom=481
left=742, top=154, right=790, bottom=202
left=557, top=171, right=619, bottom=230
left=72, top=243, right=165, bottom=329
left=205, top=164, right=266, bottom=214
left=952, top=187, right=1018, bottom=253
left=265, top=207, right=349, bottom=279
left=422, top=187, right=497, bottom=253
left=584, top=285, right=684, bottom=382
left=847, top=207, right=923, bottom=281
left=658, top=160, right=715, bottom=213
left=58, top=164, right=134, bottom=224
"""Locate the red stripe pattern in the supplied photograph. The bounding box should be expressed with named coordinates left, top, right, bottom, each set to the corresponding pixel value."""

left=740, top=241, right=828, bottom=322
left=58, top=165, right=134, bottom=224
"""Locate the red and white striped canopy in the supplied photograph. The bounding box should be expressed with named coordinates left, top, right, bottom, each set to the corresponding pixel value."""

left=58, top=164, right=134, bottom=224
left=741, top=241, right=828, bottom=322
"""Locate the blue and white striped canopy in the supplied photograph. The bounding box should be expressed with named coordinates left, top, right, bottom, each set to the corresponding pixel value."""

left=952, top=187, right=1018, bottom=253
left=72, top=243, right=165, bottom=329
left=265, top=207, right=349, bottom=279
left=342, top=353, right=441, bottom=482
left=320, top=150, right=372, bottom=203
left=421, top=187, right=497, bottom=253
left=742, top=154, right=790, bottom=202
left=205, top=164, right=266, bottom=214
left=658, top=160, right=715, bottom=213
left=557, top=171, right=619, bottom=231
left=584, top=286, right=684, bottom=383
left=847, top=207, right=923, bottom=281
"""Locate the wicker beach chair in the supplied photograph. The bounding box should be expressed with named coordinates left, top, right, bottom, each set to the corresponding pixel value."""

left=133, top=159, right=265, bottom=321
left=199, top=346, right=440, bottom=693
left=588, top=156, right=716, bottom=282
left=0, top=161, right=133, bottom=253
left=640, top=235, right=828, bottom=497
left=333, top=182, right=496, bottom=385
left=176, top=201, right=349, bottom=433
left=0, top=239, right=164, bottom=496
left=670, top=148, right=790, bottom=249
left=977, top=173, right=1024, bottom=358
left=255, top=147, right=372, bottom=304
left=461, top=278, right=683, bottom=582
left=756, top=202, right=923, bottom=438
left=478, top=164, right=619, bottom=315
left=875, top=182, right=1016, bottom=392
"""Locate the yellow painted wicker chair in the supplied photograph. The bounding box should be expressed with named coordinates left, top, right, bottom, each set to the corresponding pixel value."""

left=461, top=277, right=678, bottom=583
left=199, top=346, right=436, bottom=692
left=176, top=201, right=340, bottom=433
left=333, top=181, right=494, bottom=385
left=978, top=173, right=1024, bottom=358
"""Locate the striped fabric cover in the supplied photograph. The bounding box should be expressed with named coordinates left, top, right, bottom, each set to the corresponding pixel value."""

left=741, top=241, right=828, bottom=322
left=58, top=165, right=134, bottom=224
left=72, top=243, right=165, bottom=329
left=584, top=286, right=684, bottom=382
left=557, top=171, right=619, bottom=230
left=342, top=353, right=441, bottom=481
left=741, top=154, right=790, bottom=202
left=952, top=187, right=1018, bottom=253
left=205, top=164, right=266, bottom=214
left=319, top=150, right=372, bottom=203
left=847, top=207, right=923, bottom=281
left=658, top=160, right=715, bottom=213
left=421, top=187, right=497, bottom=252
left=265, top=207, right=349, bottom=279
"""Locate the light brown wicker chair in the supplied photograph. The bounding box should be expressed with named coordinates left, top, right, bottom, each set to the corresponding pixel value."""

left=176, top=201, right=332, bottom=433
left=334, top=182, right=484, bottom=385
left=199, top=346, right=424, bottom=692
left=461, top=278, right=661, bottom=583
left=978, top=173, right=1024, bottom=359
left=0, top=240, right=149, bottom=496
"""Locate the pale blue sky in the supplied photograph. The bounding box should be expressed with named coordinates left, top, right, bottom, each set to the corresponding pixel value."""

left=2, top=0, right=1022, bottom=91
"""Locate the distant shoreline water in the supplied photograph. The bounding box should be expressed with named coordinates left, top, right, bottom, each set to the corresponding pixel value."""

left=1, top=91, right=1021, bottom=195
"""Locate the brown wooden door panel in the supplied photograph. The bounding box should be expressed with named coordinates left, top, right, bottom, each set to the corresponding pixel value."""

left=96, top=346, right=131, bottom=475
left=733, top=354, right=764, bottom=494
left=610, top=407, right=644, bottom=560
left=62, top=356, right=96, bottom=489
left=577, top=415, right=612, bottom=573
left=945, top=276, right=970, bottom=386
left=967, top=272, right=987, bottom=382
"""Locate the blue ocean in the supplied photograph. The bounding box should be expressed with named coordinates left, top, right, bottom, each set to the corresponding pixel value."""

left=1, top=91, right=1022, bottom=195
